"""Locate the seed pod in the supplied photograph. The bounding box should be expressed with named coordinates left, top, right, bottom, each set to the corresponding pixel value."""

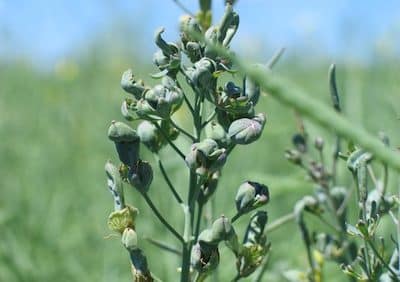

left=228, top=113, right=266, bottom=145
left=121, top=99, right=138, bottom=121
left=107, top=205, right=139, bottom=234
left=121, top=69, right=146, bottom=99
left=235, top=181, right=269, bottom=215
left=121, top=227, right=138, bottom=251
left=211, top=215, right=235, bottom=243
left=153, top=28, right=181, bottom=76
left=292, top=133, right=307, bottom=153
left=108, top=121, right=140, bottom=166
left=198, top=171, right=220, bottom=205
left=128, top=160, right=153, bottom=193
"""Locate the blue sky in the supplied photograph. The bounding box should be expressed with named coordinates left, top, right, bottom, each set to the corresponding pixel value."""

left=1, top=0, right=399, bottom=66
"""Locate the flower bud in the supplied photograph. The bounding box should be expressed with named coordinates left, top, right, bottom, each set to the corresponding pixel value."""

left=121, top=99, right=138, bottom=121
left=136, top=83, right=183, bottom=120
left=185, top=139, right=227, bottom=176
left=235, top=181, right=269, bottom=215
left=108, top=121, right=140, bottom=166
left=153, top=28, right=181, bottom=76
left=228, top=113, right=266, bottom=145
left=285, top=149, right=302, bottom=165
left=128, top=160, right=153, bottom=193
left=314, top=136, right=324, bottom=151
left=108, top=205, right=139, bottom=234
left=205, top=121, right=230, bottom=148
left=121, top=227, right=138, bottom=251
left=198, top=171, right=220, bottom=205
left=211, top=215, right=236, bottom=243
left=186, top=58, right=217, bottom=100
left=137, top=121, right=162, bottom=152
left=236, top=244, right=269, bottom=278
left=121, top=69, right=146, bottom=99
left=292, top=133, right=307, bottom=153
left=218, top=3, right=239, bottom=46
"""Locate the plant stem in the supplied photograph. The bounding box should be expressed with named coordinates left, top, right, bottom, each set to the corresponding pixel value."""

left=181, top=243, right=192, bottom=282
left=142, top=192, right=184, bottom=243
left=143, top=236, right=182, bottom=256
left=170, top=118, right=196, bottom=141
left=194, top=203, right=204, bottom=240
left=265, top=212, right=295, bottom=233
left=367, top=239, right=399, bottom=280
left=153, top=122, right=186, bottom=160
left=154, top=154, right=183, bottom=203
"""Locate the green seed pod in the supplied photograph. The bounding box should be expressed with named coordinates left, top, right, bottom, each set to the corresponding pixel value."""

left=186, top=57, right=217, bottom=100
left=191, top=242, right=220, bottom=274
left=185, top=139, right=227, bottom=176
left=153, top=28, right=181, bottom=76
left=108, top=121, right=140, bottom=166
left=107, top=205, right=139, bottom=234
left=121, top=227, right=138, bottom=251
left=105, top=160, right=125, bottom=210
left=235, top=181, right=269, bottom=215
left=121, top=69, right=146, bottom=99
left=211, top=215, right=235, bottom=243
left=128, top=160, right=153, bottom=193
left=137, top=121, right=162, bottom=152
left=204, top=26, right=219, bottom=59
left=228, top=113, right=266, bottom=145
left=218, top=3, right=239, bottom=46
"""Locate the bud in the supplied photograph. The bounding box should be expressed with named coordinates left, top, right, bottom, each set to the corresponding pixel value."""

left=205, top=121, right=230, bottom=148
left=228, top=113, right=266, bottom=145
left=235, top=181, right=269, bottom=215
left=108, top=205, right=139, bottom=234
left=198, top=171, right=220, bottom=205
left=121, top=228, right=138, bottom=251
left=185, top=139, right=227, bottom=176
left=108, top=121, right=140, bottom=166
left=314, top=136, right=324, bottom=151
left=121, top=99, right=138, bottom=121
left=292, top=133, right=307, bottom=153
left=153, top=28, right=181, bottom=76
left=211, top=215, right=236, bottom=243
left=186, top=58, right=217, bottom=100
left=128, top=160, right=153, bottom=193
left=137, top=121, right=162, bottom=152
left=121, top=69, right=146, bottom=99
left=285, top=149, right=302, bottom=165
left=236, top=243, right=269, bottom=278
left=136, top=83, right=183, bottom=120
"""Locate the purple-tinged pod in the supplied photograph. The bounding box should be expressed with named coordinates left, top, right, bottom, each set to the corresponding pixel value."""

left=228, top=113, right=266, bottom=145
left=235, top=181, right=269, bottom=215
left=121, top=69, right=146, bottom=99
left=128, top=160, right=153, bottom=193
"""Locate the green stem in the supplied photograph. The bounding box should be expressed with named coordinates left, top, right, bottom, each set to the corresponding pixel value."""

left=153, top=122, right=186, bottom=160
left=142, top=192, right=184, bottom=244
left=154, top=154, right=183, bottom=204
left=194, top=203, right=204, bottom=240
left=143, top=236, right=182, bottom=256
left=265, top=212, right=295, bottom=233
left=367, top=239, right=399, bottom=280
left=169, top=118, right=196, bottom=141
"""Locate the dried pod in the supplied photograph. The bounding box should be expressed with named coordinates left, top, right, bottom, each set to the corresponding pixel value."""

left=108, top=205, right=139, bottom=234
left=128, top=160, right=153, bottom=193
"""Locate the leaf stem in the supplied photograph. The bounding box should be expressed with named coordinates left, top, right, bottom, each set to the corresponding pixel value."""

left=154, top=154, right=183, bottom=203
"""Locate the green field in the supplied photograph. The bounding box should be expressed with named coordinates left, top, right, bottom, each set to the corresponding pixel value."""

left=1, top=48, right=399, bottom=281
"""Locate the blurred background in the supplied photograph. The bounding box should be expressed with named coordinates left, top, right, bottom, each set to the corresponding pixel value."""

left=1, top=0, right=400, bottom=281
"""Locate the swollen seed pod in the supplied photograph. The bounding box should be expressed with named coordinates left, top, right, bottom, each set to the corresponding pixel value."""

left=205, top=121, right=230, bottom=148
left=121, top=228, right=138, bottom=251
left=211, top=215, right=235, bottom=243
left=235, top=181, right=269, bottom=215
left=191, top=242, right=220, bottom=273
left=108, top=121, right=140, bottom=166
left=121, top=69, right=146, bottom=99
left=228, top=113, right=266, bottom=145
left=107, top=205, right=139, bottom=234
left=128, top=160, right=153, bottom=193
